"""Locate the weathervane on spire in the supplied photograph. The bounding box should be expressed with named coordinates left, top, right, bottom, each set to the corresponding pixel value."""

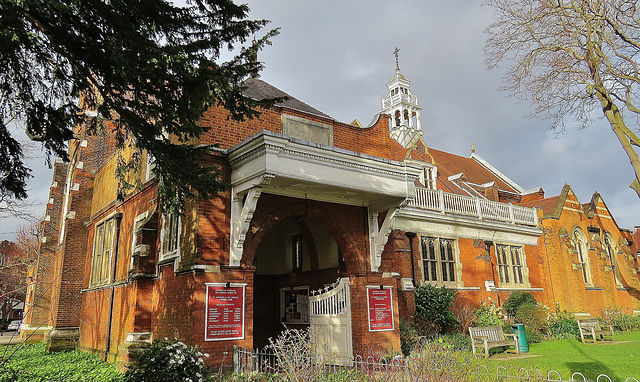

left=393, top=47, right=400, bottom=71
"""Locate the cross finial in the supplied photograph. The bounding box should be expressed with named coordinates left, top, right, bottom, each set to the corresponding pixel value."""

left=393, top=47, right=400, bottom=71
left=471, top=142, right=476, bottom=154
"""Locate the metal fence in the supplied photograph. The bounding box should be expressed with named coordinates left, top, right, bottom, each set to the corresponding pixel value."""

left=233, top=346, right=639, bottom=382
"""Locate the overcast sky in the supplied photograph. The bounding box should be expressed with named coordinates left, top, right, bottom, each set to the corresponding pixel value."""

left=4, top=0, right=640, bottom=240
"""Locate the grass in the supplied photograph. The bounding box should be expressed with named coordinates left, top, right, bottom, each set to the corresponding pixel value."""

left=0, top=343, right=122, bottom=382
left=1, top=333, right=639, bottom=381
left=493, top=331, right=640, bottom=381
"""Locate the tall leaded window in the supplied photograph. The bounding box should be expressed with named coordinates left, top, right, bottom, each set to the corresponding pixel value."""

left=495, top=244, right=527, bottom=287
left=90, top=218, right=116, bottom=286
left=603, top=232, right=622, bottom=286
left=420, top=237, right=457, bottom=286
left=573, top=228, right=593, bottom=285
left=160, top=213, right=181, bottom=260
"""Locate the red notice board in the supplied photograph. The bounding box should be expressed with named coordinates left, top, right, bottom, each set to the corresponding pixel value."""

left=367, top=286, right=394, bottom=332
left=205, top=283, right=246, bottom=341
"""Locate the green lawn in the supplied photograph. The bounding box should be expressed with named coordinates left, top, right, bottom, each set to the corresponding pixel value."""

left=493, top=331, right=640, bottom=381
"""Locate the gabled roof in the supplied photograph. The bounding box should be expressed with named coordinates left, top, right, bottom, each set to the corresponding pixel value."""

left=242, top=78, right=333, bottom=120
left=521, top=184, right=571, bottom=218
left=521, top=195, right=562, bottom=216
left=428, top=148, right=521, bottom=195
left=525, top=184, right=620, bottom=228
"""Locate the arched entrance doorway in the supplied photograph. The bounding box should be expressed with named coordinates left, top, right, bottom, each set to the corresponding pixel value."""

left=251, top=217, right=347, bottom=348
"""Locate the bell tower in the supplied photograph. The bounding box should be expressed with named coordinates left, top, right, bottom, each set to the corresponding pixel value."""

left=380, top=48, right=423, bottom=148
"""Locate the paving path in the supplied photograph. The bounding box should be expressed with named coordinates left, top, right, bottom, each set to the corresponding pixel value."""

left=0, top=332, right=22, bottom=345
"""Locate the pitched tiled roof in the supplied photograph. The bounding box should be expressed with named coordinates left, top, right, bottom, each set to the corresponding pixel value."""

left=242, top=78, right=333, bottom=120
left=428, top=148, right=520, bottom=194
left=521, top=195, right=561, bottom=216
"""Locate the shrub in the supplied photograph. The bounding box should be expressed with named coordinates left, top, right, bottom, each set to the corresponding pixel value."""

left=224, top=372, right=280, bottom=381
left=515, top=302, right=548, bottom=334
left=124, top=337, right=210, bottom=382
left=438, top=332, right=471, bottom=350
left=403, top=340, right=485, bottom=380
left=503, top=291, right=537, bottom=317
left=453, top=299, right=477, bottom=334
left=601, top=306, right=640, bottom=332
left=547, top=309, right=579, bottom=339
left=269, top=327, right=325, bottom=382
left=474, top=298, right=504, bottom=327
left=399, top=318, right=419, bottom=356
left=414, top=284, right=458, bottom=334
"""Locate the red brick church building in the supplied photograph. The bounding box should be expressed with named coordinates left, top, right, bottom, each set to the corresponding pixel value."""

left=23, top=65, right=640, bottom=369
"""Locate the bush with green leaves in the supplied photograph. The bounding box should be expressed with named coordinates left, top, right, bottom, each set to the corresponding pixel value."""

left=503, top=291, right=537, bottom=317
left=515, top=302, right=548, bottom=334
left=124, top=337, right=210, bottom=382
left=399, top=318, right=419, bottom=356
left=414, top=284, right=458, bottom=334
left=601, top=306, right=640, bottom=332
left=474, top=298, right=504, bottom=327
left=438, top=332, right=471, bottom=350
left=547, top=309, right=579, bottom=339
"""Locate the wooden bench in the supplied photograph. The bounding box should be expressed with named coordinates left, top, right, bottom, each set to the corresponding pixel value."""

left=577, top=319, right=614, bottom=343
left=469, top=326, right=519, bottom=358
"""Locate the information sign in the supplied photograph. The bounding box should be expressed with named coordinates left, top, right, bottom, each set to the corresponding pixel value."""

left=367, top=286, right=394, bottom=332
left=205, top=283, right=245, bottom=341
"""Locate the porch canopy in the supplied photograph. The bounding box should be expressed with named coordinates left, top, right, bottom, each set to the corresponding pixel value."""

left=226, top=131, right=423, bottom=266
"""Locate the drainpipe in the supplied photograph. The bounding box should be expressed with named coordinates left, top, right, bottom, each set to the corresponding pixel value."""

left=485, top=241, right=501, bottom=306
left=105, top=212, right=123, bottom=361
left=405, top=232, right=417, bottom=286
left=540, top=219, right=557, bottom=309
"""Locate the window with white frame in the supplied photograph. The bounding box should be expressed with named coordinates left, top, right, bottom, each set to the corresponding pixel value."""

left=420, top=237, right=459, bottom=287
left=495, top=244, right=529, bottom=287
left=573, top=228, right=593, bottom=286
left=90, top=218, right=116, bottom=286
left=144, top=151, right=156, bottom=182
left=603, top=232, right=622, bottom=286
left=160, top=213, right=181, bottom=260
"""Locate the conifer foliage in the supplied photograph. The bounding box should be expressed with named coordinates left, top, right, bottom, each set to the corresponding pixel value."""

left=0, top=0, right=280, bottom=209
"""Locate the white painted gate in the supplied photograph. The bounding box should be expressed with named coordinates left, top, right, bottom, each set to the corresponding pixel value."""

left=309, top=277, right=353, bottom=364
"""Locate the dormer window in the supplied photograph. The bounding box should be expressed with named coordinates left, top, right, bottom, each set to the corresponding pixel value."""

left=420, top=166, right=437, bottom=189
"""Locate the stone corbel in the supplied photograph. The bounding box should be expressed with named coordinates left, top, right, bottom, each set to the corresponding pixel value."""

left=370, top=207, right=398, bottom=272
left=229, top=174, right=274, bottom=266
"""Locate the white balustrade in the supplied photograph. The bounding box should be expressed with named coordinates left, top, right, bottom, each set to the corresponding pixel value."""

left=409, top=187, right=538, bottom=226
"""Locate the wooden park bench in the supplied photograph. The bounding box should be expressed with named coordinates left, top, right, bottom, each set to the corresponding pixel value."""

left=469, top=326, right=519, bottom=358
left=577, top=319, right=614, bottom=343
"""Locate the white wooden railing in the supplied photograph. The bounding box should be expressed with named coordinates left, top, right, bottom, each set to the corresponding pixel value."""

left=409, top=187, right=538, bottom=227
left=309, top=278, right=349, bottom=316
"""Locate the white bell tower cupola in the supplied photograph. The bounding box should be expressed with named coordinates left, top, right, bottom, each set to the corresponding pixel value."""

left=380, top=48, right=423, bottom=148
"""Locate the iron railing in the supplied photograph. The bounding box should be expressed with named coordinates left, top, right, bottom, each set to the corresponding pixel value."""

left=233, top=347, right=638, bottom=382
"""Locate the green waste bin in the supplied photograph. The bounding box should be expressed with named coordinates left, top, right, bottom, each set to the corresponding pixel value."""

left=511, top=323, right=528, bottom=353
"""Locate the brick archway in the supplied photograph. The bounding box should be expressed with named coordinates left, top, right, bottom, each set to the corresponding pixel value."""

left=242, top=194, right=369, bottom=273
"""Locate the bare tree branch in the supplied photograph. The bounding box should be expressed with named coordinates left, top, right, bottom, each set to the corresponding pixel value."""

left=486, top=0, right=640, bottom=196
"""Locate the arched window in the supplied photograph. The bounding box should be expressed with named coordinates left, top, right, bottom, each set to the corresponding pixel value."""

left=573, top=228, right=592, bottom=286
left=394, top=110, right=401, bottom=127
left=603, top=232, right=622, bottom=286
